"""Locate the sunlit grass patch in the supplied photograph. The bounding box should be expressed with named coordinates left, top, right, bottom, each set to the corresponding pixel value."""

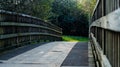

left=62, top=35, right=89, bottom=42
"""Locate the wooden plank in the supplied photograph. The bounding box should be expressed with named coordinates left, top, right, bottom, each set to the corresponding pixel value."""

left=88, top=42, right=95, bottom=67
left=0, top=10, right=61, bottom=31
left=0, top=22, right=62, bottom=34
left=90, top=33, right=112, bottom=67
left=0, top=33, right=61, bottom=39
left=90, top=8, right=120, bottom=32
left=0, top=40, right=4, bottom=48
left=0, top=27, right=4, bottom=34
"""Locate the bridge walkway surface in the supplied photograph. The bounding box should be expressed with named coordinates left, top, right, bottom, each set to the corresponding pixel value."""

left=0, top=42, right=95, bottom=67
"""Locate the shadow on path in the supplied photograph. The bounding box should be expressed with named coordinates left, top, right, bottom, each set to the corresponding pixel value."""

left=61, top=42, right=88, bottom=66
left=0, top=42, right=48, bottom=60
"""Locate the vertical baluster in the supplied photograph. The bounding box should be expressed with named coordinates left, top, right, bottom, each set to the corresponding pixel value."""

left=112, top=32, right=115, bottom=67
left=115, top=32, right=118, bottom=67
left=118, top=33, right=120, bottom=67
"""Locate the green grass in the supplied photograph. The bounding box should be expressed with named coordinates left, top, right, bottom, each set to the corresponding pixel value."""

left=62, top=35, right=89, bottom=42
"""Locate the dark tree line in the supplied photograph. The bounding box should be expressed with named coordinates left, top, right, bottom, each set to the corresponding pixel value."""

left=0, top=0, right=96, bottom=37
left=50, top=0, right=89, bottom=36
left=0, top=0, right=54, bottom=20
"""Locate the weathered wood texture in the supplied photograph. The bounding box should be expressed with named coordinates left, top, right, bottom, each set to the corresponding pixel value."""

left=90, top=0, right=120, bottom=67
left=0, top=10, right=62, bottom=51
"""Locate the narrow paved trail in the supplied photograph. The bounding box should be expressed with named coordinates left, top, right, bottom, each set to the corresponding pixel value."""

left=0, top=41, right=94, bottom=67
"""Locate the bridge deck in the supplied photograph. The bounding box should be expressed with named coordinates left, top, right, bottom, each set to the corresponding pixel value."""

left=0, top=42, right=95, bottom=67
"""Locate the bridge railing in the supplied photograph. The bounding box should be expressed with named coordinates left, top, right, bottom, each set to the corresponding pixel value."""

left=0, top=10, right=62, bottom=51
left=90, top=0, right=120, bottom=67
left=91, top=0, right=119, bottom=23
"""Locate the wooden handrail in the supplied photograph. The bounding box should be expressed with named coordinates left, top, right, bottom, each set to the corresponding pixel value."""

left=90, top=0, right=120, bottom=67
left=0, top=10, right=62, bottom=51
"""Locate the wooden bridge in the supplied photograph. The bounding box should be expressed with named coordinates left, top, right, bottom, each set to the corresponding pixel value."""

left=90, top=0, right=120, bottom=67
left=0, top=0, right=120, bottom=67
left=0, top=10, right=94, bottom=67
left=0, top=42, right=94, bottom=67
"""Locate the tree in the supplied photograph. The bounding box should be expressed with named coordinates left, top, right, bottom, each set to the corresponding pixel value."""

left=0, top=0, right=96, bottom=37
left=0, top=0, right=54, bottom=20
left=51, top=0, right=89, bottom=36
left=78, top=0, right=96, bottom=16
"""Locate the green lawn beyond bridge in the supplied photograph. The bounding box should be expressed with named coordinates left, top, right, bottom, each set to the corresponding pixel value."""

left=62, top=36, right=89, bottom=42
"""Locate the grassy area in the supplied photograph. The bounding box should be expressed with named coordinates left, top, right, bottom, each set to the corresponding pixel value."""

left=62, top=36, right=89, bottom=42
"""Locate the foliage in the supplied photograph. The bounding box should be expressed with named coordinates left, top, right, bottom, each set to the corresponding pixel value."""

left=50, top=0, right=89, bottom=36
left=79, top=0, right=96, bottom=16
left=62, top=36, right=88, bottom=42
left=0, top=0, right=96, bottom=37
left=0, top=0, right=54, bottom=20
left=31, top=0, right=54, bottom=20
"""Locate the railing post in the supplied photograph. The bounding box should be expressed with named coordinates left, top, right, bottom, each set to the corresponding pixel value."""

left=0, top=10, right=62, bottom=51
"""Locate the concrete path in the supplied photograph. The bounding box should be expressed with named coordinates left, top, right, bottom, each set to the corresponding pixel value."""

left=0, top=41, right=95, bottom=67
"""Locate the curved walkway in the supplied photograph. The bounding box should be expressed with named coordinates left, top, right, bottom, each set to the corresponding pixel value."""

left=0, top=42, right=95, bottom=67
